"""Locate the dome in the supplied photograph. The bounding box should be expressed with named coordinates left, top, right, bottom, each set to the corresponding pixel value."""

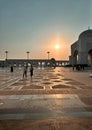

left=79, top=29, right=92, bottom=39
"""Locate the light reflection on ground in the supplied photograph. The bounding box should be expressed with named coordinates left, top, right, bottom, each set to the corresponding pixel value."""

left=0, top=67, right=91, bottom=90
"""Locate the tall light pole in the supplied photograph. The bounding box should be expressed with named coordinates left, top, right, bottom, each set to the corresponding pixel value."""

left=5, top=51, right=8, bottom=60
left=26, top=51, right=30, bottom=60
left=47, top=51, right=50, bottom=60
left=5, top=51, right=8, bottom=67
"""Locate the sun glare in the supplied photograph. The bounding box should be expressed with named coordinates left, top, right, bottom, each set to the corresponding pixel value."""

left=55, top=44, right=60, bottom=49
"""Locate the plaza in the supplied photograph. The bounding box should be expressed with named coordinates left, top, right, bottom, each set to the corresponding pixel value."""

left=0, top=67, right=92, bottom=130
left=0, top=0, right=92, bottom=129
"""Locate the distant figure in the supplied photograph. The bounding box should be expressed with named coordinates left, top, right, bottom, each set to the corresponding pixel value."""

left=72, top=65, right=75, bottom=71
left=23, top=66, right=28, bottom=78
left=30, top=64, right=34, bottom=78
left=76, top=65, right=80, bottom=71
left=10, top=66, right=13, bottom=72
left=82, top=65, right=85, bottom=70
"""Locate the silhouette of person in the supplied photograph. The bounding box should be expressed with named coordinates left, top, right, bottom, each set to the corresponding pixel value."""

left=23, top=66, right=28, bottom=78
left=30, top=64, right=33, bottom=78
left=10, top=66, right=13, bottom=72
left=72, top=65, right=75, bottom=71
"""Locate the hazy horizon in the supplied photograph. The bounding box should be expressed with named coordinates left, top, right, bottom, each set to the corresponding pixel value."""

left=0, top=0, right=92, bottom=60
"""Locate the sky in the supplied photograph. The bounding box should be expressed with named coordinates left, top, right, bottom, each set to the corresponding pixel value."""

left=0, top=0, right=91, bottom=60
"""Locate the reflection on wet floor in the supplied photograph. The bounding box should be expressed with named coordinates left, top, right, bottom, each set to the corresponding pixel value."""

left=0, top=67, right=91, bottom=90
left=0, top=94, right=92, bottom=119
left=0, top=67, right=92, bottom=120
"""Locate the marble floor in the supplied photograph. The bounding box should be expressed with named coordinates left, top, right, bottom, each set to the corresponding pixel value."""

left=0, top=67, right=92, bottom=129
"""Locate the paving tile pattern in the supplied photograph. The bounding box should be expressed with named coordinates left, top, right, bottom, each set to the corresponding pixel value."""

left=0, top=67, right=92, bottom=129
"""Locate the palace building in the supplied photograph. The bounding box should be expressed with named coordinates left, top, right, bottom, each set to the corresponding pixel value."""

left=69, top=29, right=92, bottom=66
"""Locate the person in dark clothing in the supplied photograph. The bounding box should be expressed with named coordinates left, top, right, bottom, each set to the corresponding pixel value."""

left=10, top=66, right=13, bottom=72
left=30, top=64, right=34, bottom=78
left=23, top=66, right=28, bottom=78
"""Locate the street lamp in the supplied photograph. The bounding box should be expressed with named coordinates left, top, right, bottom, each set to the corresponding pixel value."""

left=5, top=51, right=8, bottom=60
left=26, top=51, right=30, bottom=66
left=47, top=51, right=50, bottom=60
left=26, top=51, right=30, bottom=60
left=5, top=51, right=8, bottom=67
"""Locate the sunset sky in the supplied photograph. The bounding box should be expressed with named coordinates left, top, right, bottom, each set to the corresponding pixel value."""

left=0, top=0, right=91, bottom=60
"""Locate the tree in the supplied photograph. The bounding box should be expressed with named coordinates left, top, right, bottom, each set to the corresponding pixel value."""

left=50, top=58, right=56, bottom=68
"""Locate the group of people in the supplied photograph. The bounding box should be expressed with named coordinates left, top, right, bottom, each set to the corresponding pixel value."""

left=23, top=64, right=33, bottom=79
left=73, top=64, right=85, bottom=71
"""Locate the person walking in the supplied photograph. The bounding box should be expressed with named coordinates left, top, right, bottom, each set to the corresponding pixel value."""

left=23, top=66, right=28, bottom=78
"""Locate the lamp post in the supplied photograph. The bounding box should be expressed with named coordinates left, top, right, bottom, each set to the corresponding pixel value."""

left=5, top=51, right=8, bottom=60
left=47, top=51, right=50, bottom=67
left=26, top=51, right=30, bottom=60
left=5, top=51, right=8, bottom=67
left=26, top=51, right=30, bottom=66
left=47, top=51, right=50, bottom=60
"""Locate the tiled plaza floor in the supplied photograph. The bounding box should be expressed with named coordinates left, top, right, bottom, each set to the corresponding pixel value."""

left=0, top=67, right=92, bottom=130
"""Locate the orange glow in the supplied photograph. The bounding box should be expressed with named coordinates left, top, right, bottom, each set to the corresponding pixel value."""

left=40, top=34, right=70, bottom=60
left=55, top=44, right=60, bottom=49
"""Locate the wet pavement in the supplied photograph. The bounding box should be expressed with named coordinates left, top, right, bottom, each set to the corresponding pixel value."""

left=0, top=67, right=92, bottom=129
left=0, top=94, right=92, bottom=120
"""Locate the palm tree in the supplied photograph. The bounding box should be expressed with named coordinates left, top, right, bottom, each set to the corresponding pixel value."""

left=50, top=58, right=56, bottom=68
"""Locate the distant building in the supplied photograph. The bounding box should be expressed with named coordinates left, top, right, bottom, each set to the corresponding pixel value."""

left=0, top=59, right=69, bottom=67
left=69, top=29, right=92, bottom=66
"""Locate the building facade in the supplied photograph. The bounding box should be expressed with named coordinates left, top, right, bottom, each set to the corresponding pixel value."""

left=69, top=29, right=92, bottom=66
left=0, top=59, right=69, bottom=67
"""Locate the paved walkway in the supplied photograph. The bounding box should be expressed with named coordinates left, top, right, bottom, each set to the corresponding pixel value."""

left=0, top=67, right=92, bottom=130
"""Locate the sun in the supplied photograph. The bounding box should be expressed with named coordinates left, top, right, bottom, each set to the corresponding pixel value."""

left=55, top=44, right=60, bottom=49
